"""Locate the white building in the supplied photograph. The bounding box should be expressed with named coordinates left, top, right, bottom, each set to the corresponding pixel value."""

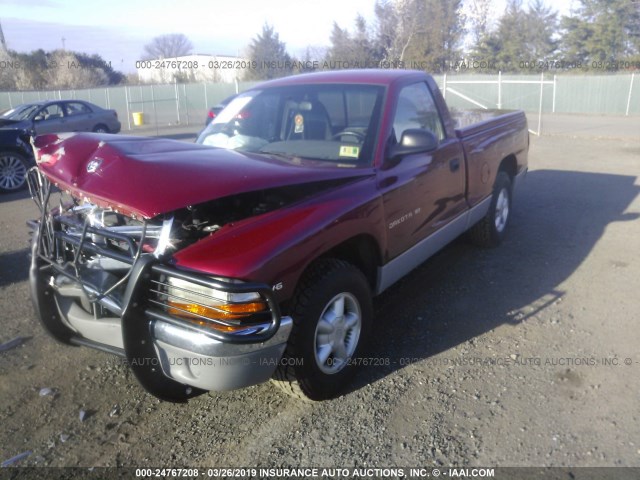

left=136, top=54, right=248, bottom=84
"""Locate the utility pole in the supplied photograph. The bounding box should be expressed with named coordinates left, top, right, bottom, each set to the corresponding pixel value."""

left=0, top=20, right=7, bottom=52
left=61, top=36, right=66, bottom=50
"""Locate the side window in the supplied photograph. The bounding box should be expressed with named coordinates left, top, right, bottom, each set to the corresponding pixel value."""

left=317, top=89, right=379, bottom=130
left=393, top=83, right=445, bottom=143
left=66, top=102, right=92, bottom=116
left=318, top=91, right=345, bottom=128
left=346, top=90, right=378, bottom=127
left=34, top=104, right=64, bottom=121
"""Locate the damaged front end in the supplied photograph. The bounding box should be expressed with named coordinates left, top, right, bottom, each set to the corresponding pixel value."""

left=27, top=170, right=291, bottom=402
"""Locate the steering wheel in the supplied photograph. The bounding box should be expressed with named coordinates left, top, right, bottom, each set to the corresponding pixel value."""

left=332, top=130, right=365, bottom=142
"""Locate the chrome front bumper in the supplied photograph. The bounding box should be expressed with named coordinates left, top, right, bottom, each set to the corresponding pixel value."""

left=150, top=317, right=293, bottom=391
left=28, top=169, right=293, bottom=400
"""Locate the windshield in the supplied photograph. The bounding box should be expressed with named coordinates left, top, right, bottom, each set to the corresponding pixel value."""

left=196, top=84, right=385, bottom=166
left=1, top=104, right=40, bottom=121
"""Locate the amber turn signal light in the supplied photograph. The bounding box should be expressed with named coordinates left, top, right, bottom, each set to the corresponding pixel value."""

left=167, top=299, right=268, bottom=326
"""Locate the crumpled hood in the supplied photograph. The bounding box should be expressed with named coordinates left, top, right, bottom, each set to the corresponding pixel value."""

left=33, top=133, right=370, bottom=219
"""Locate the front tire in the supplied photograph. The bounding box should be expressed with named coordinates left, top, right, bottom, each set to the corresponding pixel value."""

left=273, top=259, right=372, bottom=400
left=0, top=151, right=29, bottom=193
left=468, top=171, right=512, bottom=247
left=92, top=124, right=109, bottom=133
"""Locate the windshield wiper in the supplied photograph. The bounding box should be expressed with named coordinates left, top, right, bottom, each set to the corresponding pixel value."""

left=258, top=149, right=296, bottom=161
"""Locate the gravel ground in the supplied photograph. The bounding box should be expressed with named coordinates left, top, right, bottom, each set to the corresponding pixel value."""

left=1, top=116, right=639, bottom=474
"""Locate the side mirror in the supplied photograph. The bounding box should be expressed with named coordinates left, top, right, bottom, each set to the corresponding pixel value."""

left=388, top=129, right=439, bottom=160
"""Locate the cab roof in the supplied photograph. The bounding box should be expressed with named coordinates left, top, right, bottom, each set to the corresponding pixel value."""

left=253, top=69, right=428, bottom=89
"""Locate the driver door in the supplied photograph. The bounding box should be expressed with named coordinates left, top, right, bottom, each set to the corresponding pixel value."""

left=379, top=82, right=467, bottom=260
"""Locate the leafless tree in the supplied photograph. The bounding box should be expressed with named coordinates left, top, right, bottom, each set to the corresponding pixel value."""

left=463, top=0, right=494, bottom=45
left=42, top=50, right=108, bottom=89
left=0, top=48, right=15, bottom=89
left=396, top=0, right=425, bottom=62
left=142, top=33, right=193, bottom=60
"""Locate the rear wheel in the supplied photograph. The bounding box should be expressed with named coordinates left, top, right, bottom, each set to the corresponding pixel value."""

left=0, top=151, right=29, bottom=193
left=92, top=124, right=109, bottom=133
left=272, top=259, right=372, bottom=400
left=468, top=171, right=512, bottom=247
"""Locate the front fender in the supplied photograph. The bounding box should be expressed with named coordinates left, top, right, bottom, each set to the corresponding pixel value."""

left=172, top=175, right=385, bottom=301
left=0, top=129, right=35, bottom=160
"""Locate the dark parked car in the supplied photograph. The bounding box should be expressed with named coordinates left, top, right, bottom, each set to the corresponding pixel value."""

left=205, top=94, right=236, bottom=125
left=0, top=127, right=34, bottom=193
left=0, top=100, right=121, bottom=135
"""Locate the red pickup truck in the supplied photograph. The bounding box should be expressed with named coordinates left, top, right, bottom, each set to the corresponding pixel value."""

left=28, top=70, right=528, bottom=401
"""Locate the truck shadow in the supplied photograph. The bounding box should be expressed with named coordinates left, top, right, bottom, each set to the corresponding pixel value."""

left=349, top=169, right=640, bottom=393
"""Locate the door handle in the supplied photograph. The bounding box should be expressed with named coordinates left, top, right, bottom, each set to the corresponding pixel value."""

left=450, top=158, right=460, bottom=172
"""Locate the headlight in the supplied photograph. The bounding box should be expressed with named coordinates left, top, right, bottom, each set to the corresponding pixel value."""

left=160, top=277, right=269, bottom=332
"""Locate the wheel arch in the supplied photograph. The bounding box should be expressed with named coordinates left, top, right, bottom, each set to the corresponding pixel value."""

left=280, top=234, right=382, bottom=306
left=498, top=154, right=518, bottom=181
left=92, top=123, right=110, bottom=133
left=316, top=234, right=382, bottom=292
left=0, top=146, right=33, bottom=161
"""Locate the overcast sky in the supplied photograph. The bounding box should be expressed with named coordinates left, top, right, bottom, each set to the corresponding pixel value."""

left=1, top=0, right=576, bottom=73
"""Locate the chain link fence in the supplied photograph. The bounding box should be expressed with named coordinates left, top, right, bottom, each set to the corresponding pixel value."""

left=0, top=74, right=637, bottom=134
left=0, top=81, right=258, bottom=134
left=433, top=73, right=638, bottom=116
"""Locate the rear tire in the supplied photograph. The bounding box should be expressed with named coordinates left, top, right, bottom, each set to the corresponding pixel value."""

left=92, top=124, right=109, bottom=133
left=0, top=151, right=29, bottom=193
left=468, top=171, right=512, bottom=247
left=272, top=259, right=372, bottom=400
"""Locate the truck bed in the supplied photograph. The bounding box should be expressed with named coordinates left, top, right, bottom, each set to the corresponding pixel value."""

left=450, top=109, right=529, bottom=207
left=451, top=109, right=527, bottom=137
